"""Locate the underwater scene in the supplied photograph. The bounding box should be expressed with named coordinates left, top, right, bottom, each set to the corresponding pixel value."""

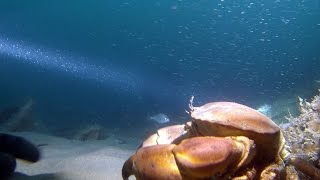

left=0, top=0, right=319, bottom=179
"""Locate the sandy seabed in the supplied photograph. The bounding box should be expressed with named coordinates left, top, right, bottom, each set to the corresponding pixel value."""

left=6, top=132, right=139, bottom=180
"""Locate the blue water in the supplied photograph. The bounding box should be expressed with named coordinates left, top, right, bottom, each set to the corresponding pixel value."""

left=0, top=1, right=319, bottom=135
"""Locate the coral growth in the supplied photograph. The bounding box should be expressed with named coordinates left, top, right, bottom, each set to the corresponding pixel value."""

left=283, top=90, right=320, bottom=166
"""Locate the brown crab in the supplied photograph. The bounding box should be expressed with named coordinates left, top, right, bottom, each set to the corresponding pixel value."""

left=122, top=101, right=314, bottom=179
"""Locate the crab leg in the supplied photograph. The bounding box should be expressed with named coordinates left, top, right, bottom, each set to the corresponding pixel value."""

left=289, top=157, right=320, bottom=180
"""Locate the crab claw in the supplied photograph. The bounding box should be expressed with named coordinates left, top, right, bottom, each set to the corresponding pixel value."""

left=173, top=136, right=256, bottom=179
left=122, top=155, right=134, bottom=180
left=123, top=136, right=256, bottom=180
left=289, top=156, right=320, bottom=179
left=122, top=144, right=183, bottom=180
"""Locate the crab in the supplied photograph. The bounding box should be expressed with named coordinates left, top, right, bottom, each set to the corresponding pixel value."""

left=122, top=101, right=318, bottom=179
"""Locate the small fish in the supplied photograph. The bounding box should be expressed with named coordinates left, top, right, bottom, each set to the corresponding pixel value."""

left=149, top=113, right=170, bottom=124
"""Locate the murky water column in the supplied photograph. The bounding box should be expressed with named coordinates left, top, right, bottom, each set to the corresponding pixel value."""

left=0, top=37, right=139, bottom=94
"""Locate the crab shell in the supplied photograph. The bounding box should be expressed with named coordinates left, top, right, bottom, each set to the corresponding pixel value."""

left=141, top=124, right=190, bottom=148
left=189, top=102, right=286, bottom=164
left=122, top=136, right=256, bottom=180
